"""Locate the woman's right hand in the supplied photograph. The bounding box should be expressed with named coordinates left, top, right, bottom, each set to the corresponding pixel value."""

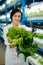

left=9, top=44, right=14, bottom=48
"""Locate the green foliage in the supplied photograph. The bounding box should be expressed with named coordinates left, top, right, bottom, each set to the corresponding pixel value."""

left=6, top=26, right=38, bottom=61
left=38, top=58, right=43, bottom=65
left=19, top=43, right=38, bottom=61
left=29, top=10, right=43, bottom=15
left=34, top=33, right=43, bottom=39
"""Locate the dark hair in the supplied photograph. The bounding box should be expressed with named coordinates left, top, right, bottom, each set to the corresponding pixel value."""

left=10, top=8, right=22, bottom=20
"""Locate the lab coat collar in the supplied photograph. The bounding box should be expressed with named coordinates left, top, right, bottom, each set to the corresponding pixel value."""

left=10, top=23, right=21, bottom=27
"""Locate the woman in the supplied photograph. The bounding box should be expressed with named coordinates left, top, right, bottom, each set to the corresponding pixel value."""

left=3, top=8, right=32, bottom=65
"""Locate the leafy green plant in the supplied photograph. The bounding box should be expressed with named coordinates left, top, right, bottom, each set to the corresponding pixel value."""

left=34, top=33, right=43, bottom=39
left=38, top=58, right=43, bottom=65
left=6, top=26, right=38, bottom=61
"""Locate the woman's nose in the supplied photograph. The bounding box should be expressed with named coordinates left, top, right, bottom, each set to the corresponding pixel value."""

left=16, top=17, right=19, bottom=20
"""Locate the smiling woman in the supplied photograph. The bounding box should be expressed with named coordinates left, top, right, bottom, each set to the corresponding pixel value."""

left=3, top=8, right=27, bottom=65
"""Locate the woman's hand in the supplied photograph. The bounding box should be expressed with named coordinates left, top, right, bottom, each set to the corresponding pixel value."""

left=9, top=44, right=14, bottom=48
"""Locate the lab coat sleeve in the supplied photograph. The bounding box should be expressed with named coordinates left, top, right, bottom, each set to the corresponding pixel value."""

left=25, top=25, right=32, bottom=31
left=21, top=25, right=32, bottom=31
left=3, top=26, right=9, bottom=46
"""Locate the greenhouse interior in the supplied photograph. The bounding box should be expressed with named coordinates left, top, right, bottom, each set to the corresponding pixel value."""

left=0, top=0, right=43, bottom=65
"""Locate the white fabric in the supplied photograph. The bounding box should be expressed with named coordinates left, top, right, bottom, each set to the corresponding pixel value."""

left=35, top=28, right=43, bottom=34
left=3, top=23, right=30, bottom=65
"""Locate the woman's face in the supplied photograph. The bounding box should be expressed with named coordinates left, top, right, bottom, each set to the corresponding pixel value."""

left=12, top=12, right=21, bottom=25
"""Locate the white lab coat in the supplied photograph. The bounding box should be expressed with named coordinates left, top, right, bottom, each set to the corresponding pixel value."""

left=3, top=23, right=32, bottom=65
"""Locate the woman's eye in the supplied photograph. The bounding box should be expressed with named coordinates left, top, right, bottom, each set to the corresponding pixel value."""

left=14, top=15, right=17, bottom=17
left=18, top=16, right=21, bottom=18
left=14, top=15, right=21, bottom=18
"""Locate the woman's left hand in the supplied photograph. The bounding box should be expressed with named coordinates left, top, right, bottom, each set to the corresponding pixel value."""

left=9, top=44, right=14, bottom=48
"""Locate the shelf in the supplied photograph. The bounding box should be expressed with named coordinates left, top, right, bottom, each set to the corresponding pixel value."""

left=33, top=37, right=43, bottom=49
left=27, top=53, right=43, bottom=65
